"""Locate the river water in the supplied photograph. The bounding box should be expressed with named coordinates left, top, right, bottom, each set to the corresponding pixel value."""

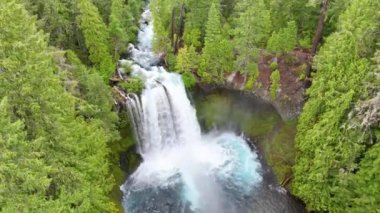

left=119, top=4, right=304, bottom=213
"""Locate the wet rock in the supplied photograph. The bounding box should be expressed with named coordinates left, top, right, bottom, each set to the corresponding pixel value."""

left=120, top=145, right=142, bottom=174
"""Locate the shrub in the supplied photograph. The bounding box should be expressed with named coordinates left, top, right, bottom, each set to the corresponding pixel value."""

left=270, top=69, right=281, bottom=99
left=119, top=77, right=144, bottom=93
left=182, top=72, right=197, bottom=89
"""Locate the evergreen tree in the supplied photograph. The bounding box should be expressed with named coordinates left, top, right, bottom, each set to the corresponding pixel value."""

left=267, top=20, right=298, bottom=53
left=293, top=0, right=380, bottom=211
left=20, top=0, right=74, bottom=49
left=349, top=144, right=380, bottom=212
left=65, top=51, right=119, bottom=140
left=76, top=0, right=115, bottom=81
left=176, top=46, right=192, bottom=73
left=176, top=45, right=199, bottom=88
left=233, top=0, right=272, bottom=77
left=109, top=0, right=135, bottom=60
left=150, top=0, right=177, bottom=52
left=92, top=0, right=112, bottom=24
left=183, top=0, right=213, bottom=47
left=0, top=0, right=116, bottom=211
left=0, top=97, right=51, bottom=212
left=199, top=2, right=233, bottom=82
left=270, top=69, right=280, bottom=99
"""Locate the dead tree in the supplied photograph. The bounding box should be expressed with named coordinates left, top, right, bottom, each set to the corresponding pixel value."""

left=305, top=0, right=330, bottom=88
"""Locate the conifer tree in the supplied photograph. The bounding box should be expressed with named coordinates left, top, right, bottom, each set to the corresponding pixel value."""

left=199, top=2, right=233, bottom=82
left=176, top=46, right=192, bottom=73
left=270, top=69, right=281, bottom=99
left=92, top=0, right=112, bottom=23
left=183, top=0, right=213, bottom=47
left=175, top=45, right=199, bottom=88
left=150, top=0, right=177, bottom=52
left=20, top=0, right=74, bottom=49
left=76, top=0, right=115, bottom=81
left=0, top=1, right=116, bottom=211
left=267, top=20, right=298, bottom=53
left=233, top=0, right=271, bottom=77
left=0, top=97, right=51, bottom=212
left=109, top=0, right=135, bottom=60
left=293, top=0, right=380, bottom=211
left=65, top=51, right=119, bottom=140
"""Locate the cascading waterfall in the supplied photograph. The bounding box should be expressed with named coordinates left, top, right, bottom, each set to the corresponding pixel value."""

left=119, top=4, right=303, bottom=213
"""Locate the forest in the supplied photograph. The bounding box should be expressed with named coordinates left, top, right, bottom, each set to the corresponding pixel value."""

left=0, top=0, right=379, bottom=212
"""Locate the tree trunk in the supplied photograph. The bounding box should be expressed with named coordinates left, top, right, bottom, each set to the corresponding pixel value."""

left=175, top=4, right=186, bottom=53
left=171, top=7, right=176, bottom=51
left=311, top=0, right=330, bottom=54
left=305, top=0, right=330, bottom=87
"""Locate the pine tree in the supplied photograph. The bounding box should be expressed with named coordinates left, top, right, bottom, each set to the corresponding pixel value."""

left=293, top=0, right=380, bottom=211
left=150, top=0, right=177, bottom=52
left=176, top=45, right=199, bottom=74
left=109, top=0, right=135, bottom=60
left=76, top=0, right=115, bottom=81
left=0, top=0, right=116, bottom=211
left=0, top=97, right=51, bottom=212
left=349, top=144, right=380, bottom=212
left=176, top=46, right=192, bottom=73
left=92, top=0, right=112, bottom=23
left=233, top=0, right=271, bottom=77
left=270, top=69, right=281, bottom=99
left=183, top=0, right=213, bottom=47
left=20, top=0, right=74, bottom=49
left=199, top=2, right=233, bottom=82
left=267, top=20, right=298, bottom=53
left=65, top=50, right=119, bottom=140
left=176, top=45, right=199, bottom=88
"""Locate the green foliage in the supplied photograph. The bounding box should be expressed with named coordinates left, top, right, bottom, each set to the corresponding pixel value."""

left=76, top=0, right=115, bottom=81
left=244, top=75, right=255, bottom=91
left=166, top=51, right=178, bottom=71
left=233, top=0, right=271, bottom=76
left=65, top=50, right=119, bottom=140
left=199, top=2, right=234, bottom=83
left=20, top=0, right=75, bottom=49
left=349, top=144, right=380, bottom=212
left=150, top=0, right=177, bottom=52
left=203, top=2, right=222, bottom=48
left=0, top=97, right=51, bottom=211
left=182, top=72, right=197, bottom=89
left=183, top=28, right=202, bottom=48
left=269, top=61, right=278, bottom=71
left=270, top=69, right=281, bottom=99
left=267, top=21, right=298, bottom=53
left=293, top=0, right=380, bottom=211
left=109, top=0, right=136, bottom=60
left=92, top=0, right=112, bottom=23
left=0, top=1, right=117, bottom=211
left=234, top=0, right=272, bottom=48
left=299, top=36, right=312, bottom=49
left=183, top=0, right=213, bottom=47
left=120, top=78, right=144, bottom=94
left=20, top=0, right=141, bottom=67
left=175, top=45, right=199, bottom=74
left=267, top=0, right=318, bottom=45
left=295, top=63, right=308, bottom=80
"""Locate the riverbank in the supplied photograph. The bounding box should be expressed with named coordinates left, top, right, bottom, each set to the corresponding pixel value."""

left=217, top=50, right=310, bottom=120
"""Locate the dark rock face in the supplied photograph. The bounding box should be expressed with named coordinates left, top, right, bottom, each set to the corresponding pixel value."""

left=224, top=50, right=311, bottom=120
left=120, top=145, right=142, bottom=175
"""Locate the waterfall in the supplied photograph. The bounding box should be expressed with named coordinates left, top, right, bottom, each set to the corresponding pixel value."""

left=120, top=6, right=263, bottom=213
